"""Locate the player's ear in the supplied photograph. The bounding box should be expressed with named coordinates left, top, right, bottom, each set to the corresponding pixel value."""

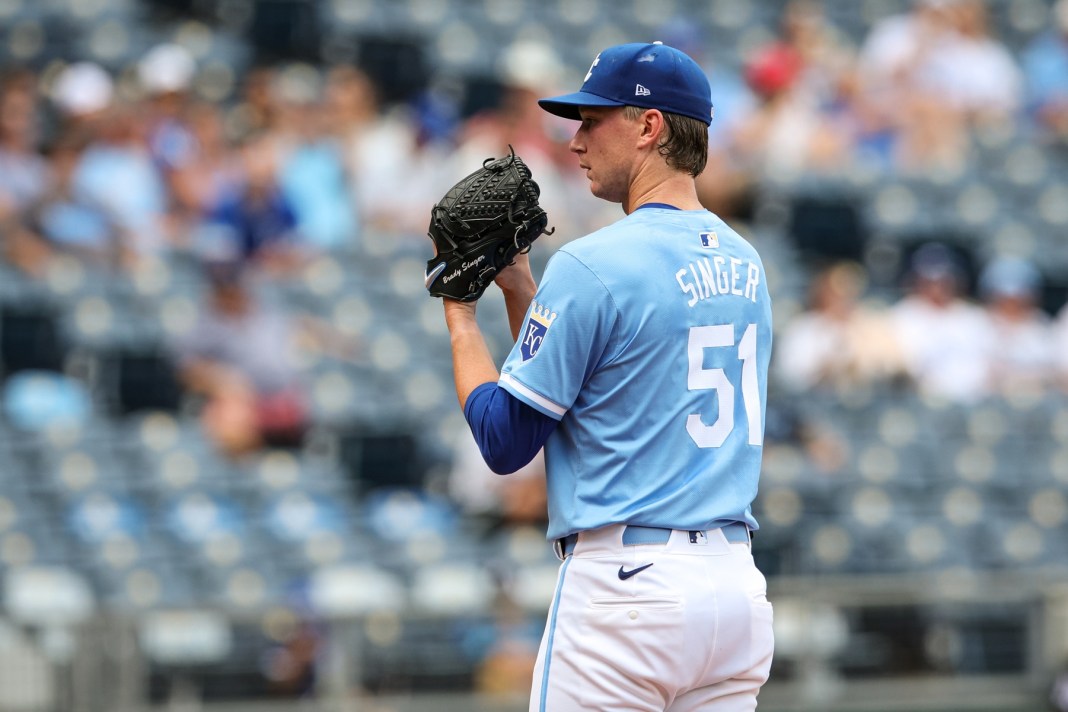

left=636, top=108, right=665, bottom=150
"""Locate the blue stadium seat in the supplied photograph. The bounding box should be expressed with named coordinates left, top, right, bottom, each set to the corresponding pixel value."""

left=162, top=490, right=248, bottom=548
left=67, top=491, right=145, bottom=544
left=262, top=490, right=348, bottom=544
left=362, top=487, right=459, bottom=543
left=1, top=370, right=92, bottom=435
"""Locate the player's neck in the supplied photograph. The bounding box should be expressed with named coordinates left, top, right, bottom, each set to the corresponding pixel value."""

left=623, top=171, right=702, bottom=214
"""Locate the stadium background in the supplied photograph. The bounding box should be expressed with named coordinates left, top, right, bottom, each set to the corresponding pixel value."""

left=1, top=0, right=1067, bottom=710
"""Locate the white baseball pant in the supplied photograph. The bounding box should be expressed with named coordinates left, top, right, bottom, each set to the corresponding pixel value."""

left=529, top=524, right=774, bottom=711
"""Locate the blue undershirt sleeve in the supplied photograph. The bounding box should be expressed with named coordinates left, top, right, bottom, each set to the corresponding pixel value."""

left=463, top=382, right=559, bottom=475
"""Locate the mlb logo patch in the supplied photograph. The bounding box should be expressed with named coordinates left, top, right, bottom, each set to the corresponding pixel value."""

left=700, top=231, right=719, bottom=248
left=521, top=300, right=557, bottom=361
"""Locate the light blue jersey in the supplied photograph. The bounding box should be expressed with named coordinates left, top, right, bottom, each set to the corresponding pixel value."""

left=498, top=207, right=773, bottom=540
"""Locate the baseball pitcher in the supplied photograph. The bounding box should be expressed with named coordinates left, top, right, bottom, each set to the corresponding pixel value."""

left=430, top=41, right=775, bottom=711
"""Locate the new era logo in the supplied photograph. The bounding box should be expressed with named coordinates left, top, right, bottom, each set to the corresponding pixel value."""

left=635, top=84, right=651, bottom=96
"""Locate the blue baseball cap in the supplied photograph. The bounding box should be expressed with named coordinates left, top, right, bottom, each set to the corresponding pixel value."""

left=538, top=42, right=713, bottom=125
left=979, top=256, right=1041, bottom=299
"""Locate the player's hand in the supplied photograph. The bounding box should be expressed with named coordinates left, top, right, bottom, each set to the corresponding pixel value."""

left=494, top=252, right=537, bottom=341
left=494, top=251, right=536, bottom=298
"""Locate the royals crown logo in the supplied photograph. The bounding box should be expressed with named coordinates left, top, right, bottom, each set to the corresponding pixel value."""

left=530, top=302, right=558, bottom=327
left=521, top=300, right=558, bottom=361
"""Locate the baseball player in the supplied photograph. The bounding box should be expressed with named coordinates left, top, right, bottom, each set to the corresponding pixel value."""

left=441, top=42, right=774, bottom=710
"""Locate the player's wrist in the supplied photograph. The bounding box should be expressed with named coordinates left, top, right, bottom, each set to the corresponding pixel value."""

left=496, top=273, right=536, bottom=299
left=495, top=258, right=536, bottom=297
left=443, top=298, right=479, bottom=330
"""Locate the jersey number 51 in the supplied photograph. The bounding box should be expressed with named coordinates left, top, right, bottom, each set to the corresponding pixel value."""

left=686, top=324, right=762, bottom=449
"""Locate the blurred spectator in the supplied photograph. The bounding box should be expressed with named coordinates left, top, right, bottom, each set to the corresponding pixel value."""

left=168, top=102, right=243, bottom=230
left=137, top=43, right=203, bottom=238
left=50, top=61, right=114, bottom=126
left=262, top=620, right=321, bottom=698
left=0, top=68, right=52, bottom=275
left=775, top=260, right=906, bottom=393
left=775, top=0, right=858, bottom=103
left=176, top=255, right=309, bottom=456
left=269, top=65, right=358, bottom=251
left=329, top=65, right=447, bottom=237
left=857, top=0, right=969, bottom=172
left=46, top=61, right=171, bottom=264
left=932, top=0, right=1023, bottom=121
left=139, top=43, right=198, bottom=172
left=471, top=593, right=541, bottom=702
left=858, top=0, right=1021, bottom=172
left=889, top=242, right=993, bottom=403
left=455, top=39, right=565, bottom=163
left=655, top=17, right=758, bottom=217
left=1021, top=0, right=1068, bottom=142
left=730, top=4, right=856, bottom=181
left=1050, top=292, right=1068, bottom=392
left=858, top=0, right=955, bottom=95
left=450, top=39, right=614, bottom=243
left=71, top=102, right=173, bottom=259
left=977, top=256, right=1054, bottom=395
left=199, top=130, right=306, bottom=274
left=30, top=129, right=126, bottom=266
left=232, top=65, right=279, bottom=136
left=858, top=0, right=961, bottom=168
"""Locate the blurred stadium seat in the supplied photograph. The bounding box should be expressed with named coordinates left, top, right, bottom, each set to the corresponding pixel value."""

left=306, top=562, right=408, bottom=618
left=0, top=305, right=65, bottom=376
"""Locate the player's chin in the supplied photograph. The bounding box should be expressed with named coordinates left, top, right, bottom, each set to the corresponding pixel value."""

left=589, top=182, right=623, bottom=203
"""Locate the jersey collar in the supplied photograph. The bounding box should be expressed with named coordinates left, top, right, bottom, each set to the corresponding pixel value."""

left=635, top=202, right=681, bottom=211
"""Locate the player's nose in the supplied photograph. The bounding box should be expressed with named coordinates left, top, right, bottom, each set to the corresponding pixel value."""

left=568, top=131, right=584, bottom=154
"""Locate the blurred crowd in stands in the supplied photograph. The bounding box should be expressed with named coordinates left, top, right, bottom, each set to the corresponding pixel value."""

left=1, top=0, right=1068, bottom=457
left=0, top=0, right=1067, bottom=702
left=778, top=245, right=1062, bottom=404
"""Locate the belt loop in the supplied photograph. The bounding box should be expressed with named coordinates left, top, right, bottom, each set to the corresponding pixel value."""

left=554, top=534, right=578, bottom=560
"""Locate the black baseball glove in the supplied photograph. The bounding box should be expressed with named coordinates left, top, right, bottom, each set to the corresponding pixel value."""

left=425, top=148, right=553, bottom=302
